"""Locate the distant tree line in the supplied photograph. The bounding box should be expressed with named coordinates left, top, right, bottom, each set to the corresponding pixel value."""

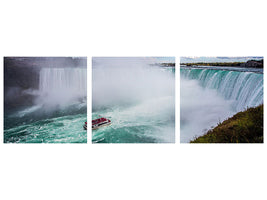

left=159, top=63, right=175, bottom=67
left=181, top=59, right=263, bottom=68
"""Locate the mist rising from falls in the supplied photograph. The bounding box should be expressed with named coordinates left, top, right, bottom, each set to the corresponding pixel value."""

left=93, top=58, right=174, bottom=110
left=38, top=67, right=87, bottom=108
left=181, top=68, right=263, bottom=143
left=14, top=67, right=87, bottom=118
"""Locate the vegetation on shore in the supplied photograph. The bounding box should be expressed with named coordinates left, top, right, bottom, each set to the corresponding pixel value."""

left=152, top=63, right=175, bottom=67
left=190, top=105, right=263, bottom=143
left=160, top=63, right=175, bottom=67
left=181, top=59, right=263, bottom=68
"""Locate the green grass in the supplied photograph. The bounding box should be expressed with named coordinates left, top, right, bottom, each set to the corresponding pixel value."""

left=190, top=105, right=264, bottom=143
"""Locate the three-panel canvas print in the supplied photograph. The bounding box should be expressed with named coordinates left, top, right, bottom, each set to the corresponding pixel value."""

left=3, top=56, right=264, bottom=143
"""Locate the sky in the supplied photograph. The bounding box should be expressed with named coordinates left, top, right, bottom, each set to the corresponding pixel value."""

left=155, top=57, right=175, bottom=63
left=93, top=57, right=175, bottom=65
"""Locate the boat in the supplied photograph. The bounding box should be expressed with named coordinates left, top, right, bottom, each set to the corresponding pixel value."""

left=92, top=117, right=111, bottom=130
left=83, top=122, right=87, bottom=130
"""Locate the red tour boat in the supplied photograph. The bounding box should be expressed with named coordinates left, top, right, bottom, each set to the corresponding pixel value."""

left=92, top=117, right=111, bottom=130
left=83, top=122, right=87, bottom=130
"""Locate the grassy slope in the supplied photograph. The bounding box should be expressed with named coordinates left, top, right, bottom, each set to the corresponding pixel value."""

left=191, top=105, right=263, bottom=143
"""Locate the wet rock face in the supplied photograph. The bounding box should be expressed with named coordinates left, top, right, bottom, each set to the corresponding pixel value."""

left=4, top=64, right=40, bottom=89
left=4, top=59, right=40, bottom=112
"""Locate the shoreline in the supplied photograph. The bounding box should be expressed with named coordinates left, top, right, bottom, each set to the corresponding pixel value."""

left=181, top=59, right=263, bottom=68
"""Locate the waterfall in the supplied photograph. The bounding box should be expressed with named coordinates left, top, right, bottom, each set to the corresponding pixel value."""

left=181, top=68, right=263, bottom=111
left=38, top=68, right=87, bottom=106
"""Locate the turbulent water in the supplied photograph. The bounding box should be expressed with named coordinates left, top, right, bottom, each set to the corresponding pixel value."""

left=92, top=59, right=175, bottom=143
left=4, top=67, right=87, bottom=143
left=180, top=67, right=263, bottom=143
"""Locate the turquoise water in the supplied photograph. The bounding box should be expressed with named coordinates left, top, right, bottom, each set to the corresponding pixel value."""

left=92, top=97, right=175, bottom=143
left=92, top=61, right=175, bottom=143
left=4, top=101, right=87, bottom=143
